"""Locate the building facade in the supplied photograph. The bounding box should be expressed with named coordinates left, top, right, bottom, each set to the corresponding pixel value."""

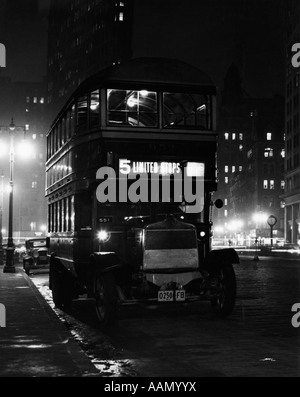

left=47, top=0, right=134, bottom=121
left=283, top=0, right=300, bottom=244
left=0, top=76, right=48, bottom=244
left=214, top=66, right=285, bottom=246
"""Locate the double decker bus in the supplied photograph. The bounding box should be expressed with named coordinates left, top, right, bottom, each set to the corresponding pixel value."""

left=46, top=57, right=239, bottom=324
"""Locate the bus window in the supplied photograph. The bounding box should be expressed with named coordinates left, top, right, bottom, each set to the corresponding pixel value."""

left=77, top=95, right=88, bottom=131
left=163, top=92, right=210, bottom=129
left=70, top=104, right=76, bottom=136
left=107, top=89, right=158, bottom=127
left=90, top=90, right=100, bottom=128
left=61, top=117, right=66, bottom=145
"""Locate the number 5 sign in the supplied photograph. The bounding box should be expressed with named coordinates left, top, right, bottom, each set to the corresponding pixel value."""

left=0, top=303, right=6, bottom=327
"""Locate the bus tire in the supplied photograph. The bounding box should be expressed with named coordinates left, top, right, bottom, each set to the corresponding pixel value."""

left=210, top=263, right=236, bottom=317
left=94, top=272, right=117, bottom=325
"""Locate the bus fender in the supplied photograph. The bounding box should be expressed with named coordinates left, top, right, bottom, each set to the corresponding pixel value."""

left=205, top=248, right=239, bottom=272
left=89, top=252, right=124, bottom=275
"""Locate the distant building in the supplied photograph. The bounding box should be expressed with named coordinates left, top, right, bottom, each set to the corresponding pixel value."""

left=47, top=0, right=134, bottom=121
left=214, top=65, right=285, bottom=246
left=282, top=0, right=300, bottom=244
left=0, top=76, right=47, bottom=243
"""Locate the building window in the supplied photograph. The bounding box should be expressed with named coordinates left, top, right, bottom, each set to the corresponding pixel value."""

left=239, top=166, right=243, bottom=172
left=232, top=133, right=236, bottom=140
left=239, top=133, right=243, bottom=141
left=26, top=96, right=30, bottom=103
left=25, top=124, right=30, bottom=131
left=224, top=165, right=228, bottom=173
left=30, top=221, right=36, bottom=231
left=32, top=134, right=36, bottom=140
left=267, top=132, right=272, bottom=141
left=232, top=166, right=235, bottom=173
left=270, top=180, right=275, bottom=189
left=247, top=149, right=252, bottom=158
left=224, top=132, right=229, bottom=140
left=32, top=181, right=37, bottom=189
left=281, top=180, right=285, bottom=189
left=224, top=198, right=228, bottom=206
left=281, top=149, right=285, bottom=158
left=239, top=144, right=243, bottom=151
left=225, top=177, right=228, bottom=184
left=33, top=97, right=37, bottom=104
left=263, top=180, right=268, bottom=189
left=224, top=209, right=228, bottom=217
left=264, top=148, right=273, bottom=157
left=40, top=97, right=45, bottom=104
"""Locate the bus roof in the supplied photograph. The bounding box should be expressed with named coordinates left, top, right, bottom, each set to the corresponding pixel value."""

left=50, top=57, right=216, bottom=128
left=75, top=57, right=215, bottom=95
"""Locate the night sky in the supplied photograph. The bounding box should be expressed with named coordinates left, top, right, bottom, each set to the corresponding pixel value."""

left=0, top=0, right=285, bottom=97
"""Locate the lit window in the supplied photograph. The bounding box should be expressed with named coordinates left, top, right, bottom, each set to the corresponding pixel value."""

left=270, top=180, right=275, bottom=189
left=26, top=108, right=29, bottom=113
left=247, top=149, right=252, bottom=158
left=239, top=133, right=243, bottom=140
left=118, top=12, right=124, bottom=21
left=267, top=132, right=272, bottom=141
left=225, top=165, right=228, bottom=173
left=232, top=166, right=235, bottom=173
left=224, top=133, right=229, bottom=140
left=30, top=221, right=36, bottom=231
left=32, top=181, right=37, bottom=189
left=25, top=124, right=29, bottom=131
left=239, top=166, right=243, bottom=172
left=264, top=148, right=273, bottom=157
left=232, top=133, right=236, bottom=140
left=33, top=97, right=37, bottom=103
left=225, top=176, right=228, bottom=184
left=120, top=1, right=124, bottom=5
left=281, top=149, right=285, bottom=158
left=32, top=134, right=36, bottom=140
left=224, top=209, right=228, bottom=217
left=263, top=180, right=268, bottom=189
left=281, top=180, right=285, bottom=189
left=224, top=198, right=228, bottom=206
left=239, top=144, right=243, bottom=151
left=40, top=97, right=44, bottom=104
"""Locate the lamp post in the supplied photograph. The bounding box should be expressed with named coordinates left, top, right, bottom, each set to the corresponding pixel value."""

left=0, top=171, right=3, bottom=266
left=2, top=118, right=26, bottom=273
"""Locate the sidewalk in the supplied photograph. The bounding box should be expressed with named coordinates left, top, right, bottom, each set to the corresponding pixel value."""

left=0, top=264, right=100, bottom=377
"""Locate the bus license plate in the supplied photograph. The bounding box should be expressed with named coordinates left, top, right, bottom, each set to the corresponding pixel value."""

left=158, top=290, right=185, bottom=302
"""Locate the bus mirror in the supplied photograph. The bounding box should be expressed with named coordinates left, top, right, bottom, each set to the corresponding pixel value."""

left=214, top=199, right=223, bottom=209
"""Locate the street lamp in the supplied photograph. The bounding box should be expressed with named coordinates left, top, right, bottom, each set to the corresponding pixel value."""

left=1, top=118, right=28, bottom=273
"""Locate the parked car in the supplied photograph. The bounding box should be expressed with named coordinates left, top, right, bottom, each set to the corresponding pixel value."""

left=23, top=238, right=49, bottom=275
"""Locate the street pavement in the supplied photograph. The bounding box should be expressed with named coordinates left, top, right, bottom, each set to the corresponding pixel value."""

left=0, top=255, right=300, bottom=377
left=0, top=265, right=100, bottom=377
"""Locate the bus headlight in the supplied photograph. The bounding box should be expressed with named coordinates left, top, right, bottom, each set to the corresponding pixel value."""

left=200, top=231, right=206, bottom=238
left=97, top=230, right=110, bottom=242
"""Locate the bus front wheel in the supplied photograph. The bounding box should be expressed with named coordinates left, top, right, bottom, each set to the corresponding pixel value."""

left=210, top=263, right=236, bottom=317
left=94, top=272, right=117, bottom=325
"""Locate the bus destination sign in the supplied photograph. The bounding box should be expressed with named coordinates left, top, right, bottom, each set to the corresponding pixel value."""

left=119, top=159, right=205, bottom=177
